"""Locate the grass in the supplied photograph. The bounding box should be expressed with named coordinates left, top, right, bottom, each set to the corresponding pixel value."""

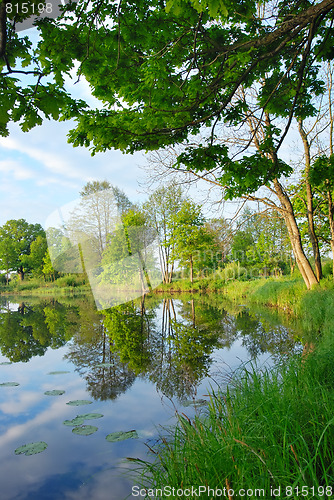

left=134, top=339, right=334, bottom=498
left=133, top=275, right=334, bottom=498
left=0, top=274, right=91, bottom=296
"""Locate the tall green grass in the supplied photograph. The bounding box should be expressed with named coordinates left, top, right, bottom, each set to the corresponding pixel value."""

left=134, top=341, right=334, bottom=498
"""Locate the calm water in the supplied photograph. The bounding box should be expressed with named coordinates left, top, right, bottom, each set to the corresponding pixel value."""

left=0, top=293, right=302, bottom=500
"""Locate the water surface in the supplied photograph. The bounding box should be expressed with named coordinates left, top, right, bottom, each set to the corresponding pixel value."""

left=0, top=294, right=302, bottom=500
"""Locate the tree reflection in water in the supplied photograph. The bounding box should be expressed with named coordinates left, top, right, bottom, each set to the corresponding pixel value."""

left=0, top=295, right=302, bottom=402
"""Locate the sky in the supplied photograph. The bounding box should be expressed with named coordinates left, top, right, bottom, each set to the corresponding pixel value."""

left=0, top=118, right=150, bottom=228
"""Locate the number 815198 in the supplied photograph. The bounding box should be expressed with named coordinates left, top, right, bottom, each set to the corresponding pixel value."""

left=286, top=486, right=333, bottom=496
left=6, top=3, right=53, bottom=15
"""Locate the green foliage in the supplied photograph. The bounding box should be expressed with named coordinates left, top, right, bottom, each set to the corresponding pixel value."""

left=166, top=0, right=230, bottom=18
left=177, top=148, right=293, bottom=199
left=168, top=199, right=216, bottom=281
left=0, top=219, right=45, bottom=278
left=54, top=274, right=86, bottom=288
left=24, top=235, right=48, bottom=277
left=99, top=208, right=156, bottom=287
left=42, top=250, right=57, bottom=281
left=310, top=154, right=334, bottom=190
left=230, top=208, right=291, bottom=275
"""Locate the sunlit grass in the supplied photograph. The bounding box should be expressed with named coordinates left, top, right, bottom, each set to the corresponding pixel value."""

left=134, top=339, right=334, bottom=498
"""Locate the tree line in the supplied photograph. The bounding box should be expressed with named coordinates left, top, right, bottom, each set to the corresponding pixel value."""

left=0, top=180, right=298, bottom=286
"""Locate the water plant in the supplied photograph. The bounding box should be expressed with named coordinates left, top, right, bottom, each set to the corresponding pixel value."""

left=63, top=416, right=86, bottom=426
left=15, top=442, right=48, bottom=456
left=66, top=400, right=93, bottom=406
left=106, top=430, right=138, bottom=442
left=72, top=425, right=98, bottom=436
left=47, top=371, right=71, bottom=375
left=44, top=390, right=65, bottom=396
left=0, top=382, right=19, bottom=387
left=79, top=413, right=103, bottom=420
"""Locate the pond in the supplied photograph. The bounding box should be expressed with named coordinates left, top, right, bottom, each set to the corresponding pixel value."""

left=0, top=293, right=303, bottom=500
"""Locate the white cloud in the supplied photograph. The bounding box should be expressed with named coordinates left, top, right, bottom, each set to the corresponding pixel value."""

left=0, top=134, right=83, bottom=180
left=0, top=159, right=35, bottom=181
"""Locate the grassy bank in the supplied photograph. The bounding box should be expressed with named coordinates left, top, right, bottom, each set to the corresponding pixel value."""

left=0, top=275, right=91, bottom=297
left=134, top=277, right=334, bottom=497
left=136, top=339, right=334, bottom=498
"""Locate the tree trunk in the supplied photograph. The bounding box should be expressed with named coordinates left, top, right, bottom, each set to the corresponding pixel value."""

left=190, top=256, right=193, bottom=283
left=273, top=179, right=318, bottom=289
left=327, top=189, right=334, bottom=279
left=18, top=266, right=25, bottom=281
left=191, top=298, right=195, bottom=327
left=298, top=118, right=323, bottom=280
left=306, top=180, right=322, bottom=280
left=168, top=261, right=174, bottom=283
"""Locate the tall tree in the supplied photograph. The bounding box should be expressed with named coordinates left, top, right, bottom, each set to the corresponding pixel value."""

left=143, top=183, right=184, bottom=283
left=99, top=207, right=159, bottom=294
left=169, top=199, right=213, bottom=283
left=23, top=234, right=48, bottom=277
left=0, top=219, right=44, bottom=280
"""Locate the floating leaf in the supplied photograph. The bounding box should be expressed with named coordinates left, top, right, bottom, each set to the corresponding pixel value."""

left=44, top=390, right=65, bottom=396
left=0, top=361, right=12, bottom=365
left=48, top=371, right=70, bottom=375
left=63, top=416, right=86, bottom=426
left=0, top=382, right=19, bottom=387
left=15, top=441, right=47, bottom=456
left=72, top=425, right=98, bottom=436
left=66, top=400, right=93, bottom=406
left=78, top=413, right=103, bottom=420
left=106, top=430, right=138, bottom=442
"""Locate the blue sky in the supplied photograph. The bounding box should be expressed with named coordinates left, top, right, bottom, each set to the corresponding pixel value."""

left=0, top=118, right=149, bottom=227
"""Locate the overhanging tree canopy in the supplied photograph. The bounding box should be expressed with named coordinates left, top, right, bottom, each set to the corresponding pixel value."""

left=1, top=0, right=334, bottom=159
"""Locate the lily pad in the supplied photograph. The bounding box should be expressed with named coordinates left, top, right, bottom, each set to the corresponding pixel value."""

left=15, top=441, right=48, bottom=456
left=44, top=390, right=65, bottom=396
left=78, top=413, right=103, bottom=420
left=72, top=425, right=98, bottom=436
left=0, top=382, right=19, bottom=387
left=106, top=430, right=138, bottom=442
left=48, top=371, right=70, bottom=375
left=0, top=361, right=12, bottom=365
left=63, top=416, right=86, bottom=427
left=66, top=400, right=93, bottom=406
